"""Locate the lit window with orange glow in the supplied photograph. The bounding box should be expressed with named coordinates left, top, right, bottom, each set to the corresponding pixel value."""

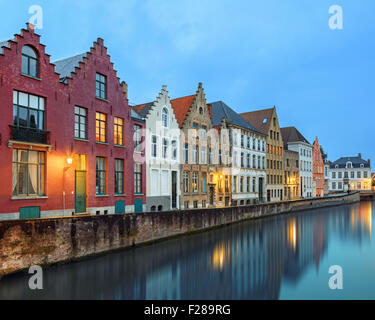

left=114, top=117, right=124, bottom=146
left=96, top=112, right=106, bottom=143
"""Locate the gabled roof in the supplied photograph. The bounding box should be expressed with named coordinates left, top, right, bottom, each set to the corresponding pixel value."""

left=209, top=101, right=261, bottom=134
left=170, top=95, right=195, bottom=128
left=0, top=40, right=10, bottom=54
left=330, top=156, right=370, bottom=169
left=280, top=127, right=310, bottom=148
left=239, top=107, right=274, bottom=135
left=132, top=102, right=155, bottom=119
left=53, top=53, right=87, bottom=83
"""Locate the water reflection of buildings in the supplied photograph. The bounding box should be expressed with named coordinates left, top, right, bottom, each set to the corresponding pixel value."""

left=0, top=202, right=374, bottom=300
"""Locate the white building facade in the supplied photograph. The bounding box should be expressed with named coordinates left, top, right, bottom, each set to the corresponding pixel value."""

left=281, top=127, right=313, bottom=198
left=133, top=86, right=181, bottom=212
left=210, top=101, right=267, bottom=205
left=231, top=127, right=267, bottom=205
left=329, top=155, right=372, bottom=192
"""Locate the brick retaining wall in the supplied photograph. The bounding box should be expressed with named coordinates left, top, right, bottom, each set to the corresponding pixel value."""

left=0, top=192, right=360, bottom=277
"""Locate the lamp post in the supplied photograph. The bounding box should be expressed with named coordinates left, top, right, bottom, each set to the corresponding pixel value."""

left=63, top=156, right=74, bottom=216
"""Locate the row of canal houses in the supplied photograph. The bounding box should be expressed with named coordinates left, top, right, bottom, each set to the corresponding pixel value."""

left=0, top=24, right=372, bottom=220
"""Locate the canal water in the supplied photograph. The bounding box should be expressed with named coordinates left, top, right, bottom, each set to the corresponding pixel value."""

left=0, top=201, right=374, bottom=300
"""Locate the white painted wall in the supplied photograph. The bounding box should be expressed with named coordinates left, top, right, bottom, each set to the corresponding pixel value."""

left=287, top=142, right=313, bottom=198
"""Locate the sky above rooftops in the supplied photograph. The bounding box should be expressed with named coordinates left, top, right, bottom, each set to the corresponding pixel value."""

left=0, top=0, right=374, bottom=165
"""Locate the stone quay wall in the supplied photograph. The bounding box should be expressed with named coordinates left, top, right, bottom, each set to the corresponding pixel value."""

left=0, top=192, right=360, bottom=277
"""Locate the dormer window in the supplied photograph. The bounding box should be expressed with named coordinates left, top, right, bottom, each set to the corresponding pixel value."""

left=162, top=108, right=169, bottom=128
left=346, top=162, right=352, bottom=168
left=335, top=165, right=339, bottom=168
left=22, top=45, right=39, bottom=78
left=360, top=164, right=364, bottom=168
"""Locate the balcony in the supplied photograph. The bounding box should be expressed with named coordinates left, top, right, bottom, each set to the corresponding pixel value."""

left=9, top=125, right=50, bottom=145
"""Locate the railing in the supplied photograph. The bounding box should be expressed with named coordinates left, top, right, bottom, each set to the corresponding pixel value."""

left=9, top=125, right=50, bottom=145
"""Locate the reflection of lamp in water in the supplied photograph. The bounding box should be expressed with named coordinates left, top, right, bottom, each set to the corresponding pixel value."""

left=287, top=219, right=297, bottom=251
left=212, top=242, right=230, bottom=270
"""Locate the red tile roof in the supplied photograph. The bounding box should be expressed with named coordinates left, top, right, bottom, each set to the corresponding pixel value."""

left=132, top=103, right=147, bottom=115
left=240, top=107, right=274, bottom=135
left=170, top=95, right=196, bottom=128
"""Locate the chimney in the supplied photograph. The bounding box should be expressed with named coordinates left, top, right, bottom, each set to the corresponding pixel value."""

left=121, top=81, right=128, bottom=100
left=358, top=153, right=362, bottom=159
left=368, top=159, right=371, bottom=167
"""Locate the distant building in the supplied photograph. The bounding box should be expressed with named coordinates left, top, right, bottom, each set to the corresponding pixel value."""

left=320, top=146, right=330, bottom=196
left=132, top=86, right=181, bottom=212
left=240, top=107, right=284, bottom=203
left=210, top=101, right=267, bottom=205
left=281, top=127, right=313, bottom=198
left=329, top=154, right=372, bottom=192
left=312, top=137, right=324, bottom=197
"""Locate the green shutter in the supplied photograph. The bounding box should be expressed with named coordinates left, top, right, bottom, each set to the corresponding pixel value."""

left=134, top=199, right=143, bottom=213
left=115, top=201, right=125, bottom=214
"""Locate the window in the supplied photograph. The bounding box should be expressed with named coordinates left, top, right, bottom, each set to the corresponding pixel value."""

left=192, top=145, right=197, bottom=164
left=12, top=150, right=45, bottom=196
left=240, top=176, right=244, bottom=193
left=134, top=125, right=142, bottom=152
left=13, top=91, right=45, bottom=130
left=184, top=143, right=189, bottom=163
left=162, top=108, right=168, bottom=128
left=162, top=138, right=168, bottom=159
left=253, top=177, right=256, bottom=193
left=184, top=201, right=189, bottom=209
left=183, top=172, right=189, bottom=193
left=225, top=176, right=229, bottom=193
left=134, top=163, right=142, bottom=194
left=111, top=117, right=124, bottom=145
left=194, top=201, right=198, bottom=209
left=199, top=107, right=203, bottom=115
left=200, top=147, right=207, bottom=164
left=96, top=112, right=107, bottom=143
left=192, top=172, right=199, bottom=193
left=233, top=176, right=238, bottom=193
left=202, top=173, right=207, bottom=193
left=332, top=182, right=336, bottom=190
left=357, top=171, right=361, bottom=179
left=202, top=200, right=206, bottom=208
left=172, top=140, right=177, bottom=160
left=22, top=45, right=38, bottom=78
left=253, top=155, right=256, bottom=169
left=152, top=136, right=158, bottom=157
left=332, top=172, right=336, bottom=179
left=114, top=159, right=124, bottom=194
left=96, top=157, right=106, bottom=195
left=96, top=73, right=107, bottom=99
left=75, top=106, right=87, bottom=139
left=201, top=126, right=207, bottom=139
left=247, top=177, right=251, bottom=193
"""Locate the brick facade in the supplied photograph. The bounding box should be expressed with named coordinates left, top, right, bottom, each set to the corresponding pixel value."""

left=0, top=24, right=144, bottom=220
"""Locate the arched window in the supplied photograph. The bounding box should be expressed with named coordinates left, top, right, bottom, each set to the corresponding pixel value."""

left=22, top=45, right=39, bottom=77
left=162, top=108, right=168, bottom=128
left=199, top=107, right=203, bottom=115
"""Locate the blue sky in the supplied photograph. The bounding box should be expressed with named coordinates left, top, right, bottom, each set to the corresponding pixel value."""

left=1, top=0, right=374, bottom=164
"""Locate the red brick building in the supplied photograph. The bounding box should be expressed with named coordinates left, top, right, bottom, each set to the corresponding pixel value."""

left=0, top=24, right=145, bottom=220
left=312, top=137, right=324, bottom=197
